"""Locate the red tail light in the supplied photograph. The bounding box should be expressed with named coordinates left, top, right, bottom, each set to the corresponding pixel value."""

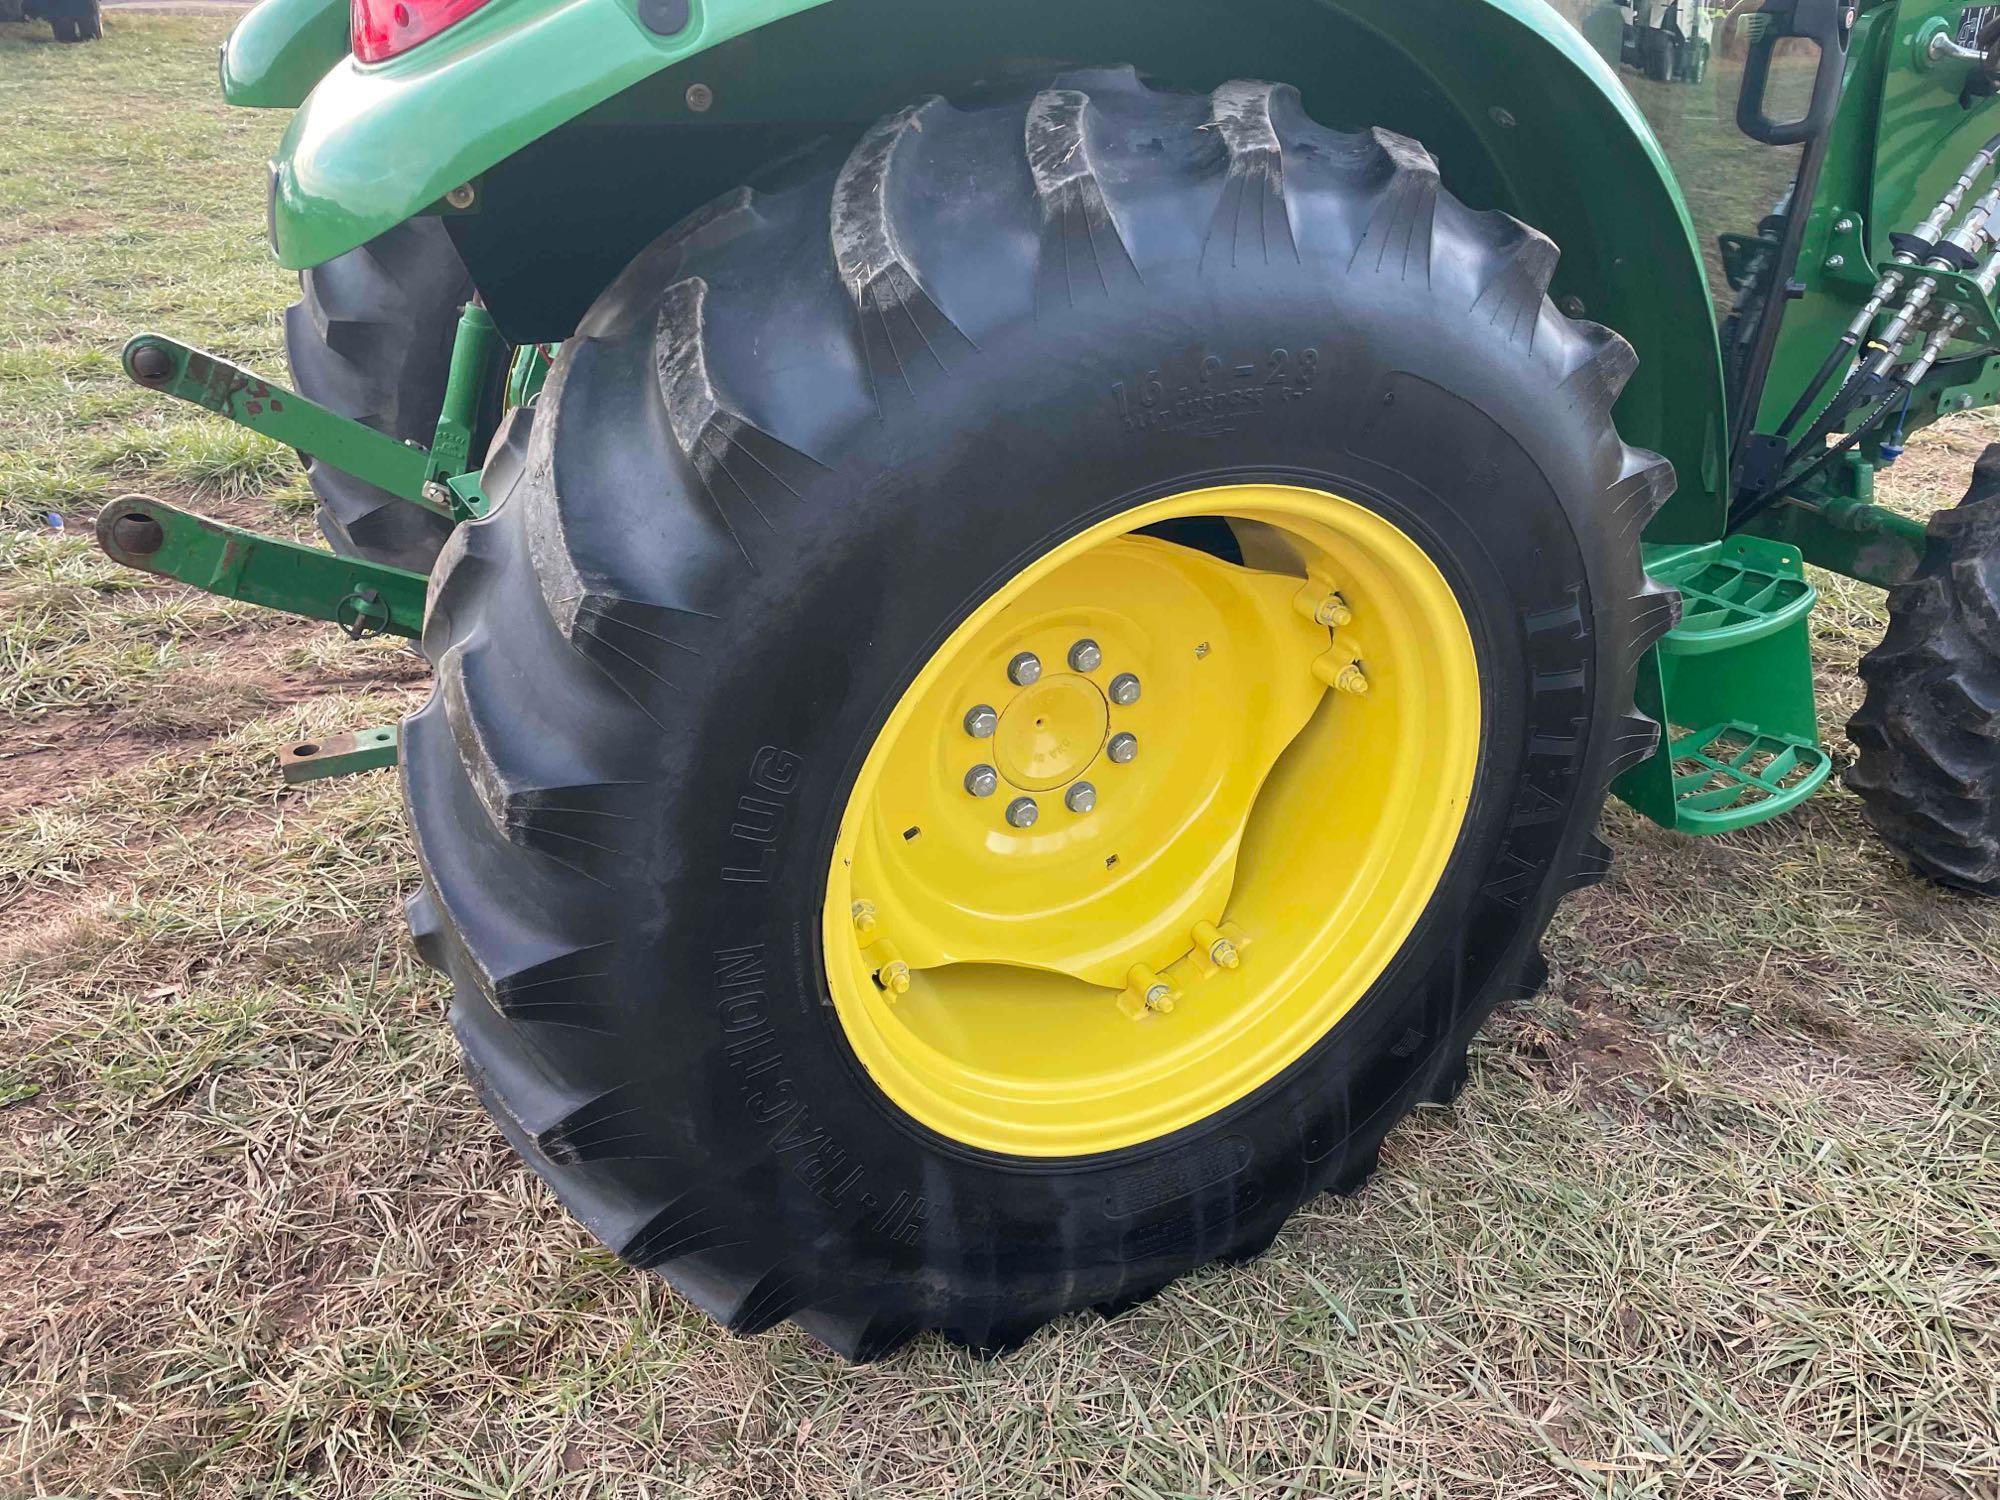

left=351, top=0, right=490, bottom=62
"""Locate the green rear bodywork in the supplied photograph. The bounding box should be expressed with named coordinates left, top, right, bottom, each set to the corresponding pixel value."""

left=155, top=0, right=2000, bottom=825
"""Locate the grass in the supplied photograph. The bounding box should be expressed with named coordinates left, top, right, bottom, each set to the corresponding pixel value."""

left=3, top=14, right=1998, bottom=1498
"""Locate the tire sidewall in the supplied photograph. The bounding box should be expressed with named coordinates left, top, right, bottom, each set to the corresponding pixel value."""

left=602, top=264, right=1626, bottom=1301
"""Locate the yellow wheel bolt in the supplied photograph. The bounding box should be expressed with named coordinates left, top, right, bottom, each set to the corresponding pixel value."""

left=851, top=900, right=878, bottom=940
left=1311, top=653, right=1370, bottom=695
left=1126, top=964, right=1175, bottom=1014
left=1294, top=581, right=1353, bottom=629
left=879, top=959, right=911, bottom=997
left=1194, top=920, right=1240, bottom=970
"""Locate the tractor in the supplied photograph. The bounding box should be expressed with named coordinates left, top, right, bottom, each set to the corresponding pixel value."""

left=100, top=0, right=2000, bottom=1359
left=1, top=0, right=101, bottom=42
left=1621, top=0, right=1718, bottom=81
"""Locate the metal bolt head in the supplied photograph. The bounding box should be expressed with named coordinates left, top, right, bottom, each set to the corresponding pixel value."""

left=1107, top=732, right=1138, bottom=765
left=851, top=900, right=878, bottom=939
left=1008, top=652, right=1042, bottom=687
left=445, top=182, right=476, bottom=210
left=965, top=764, right=999, bottom=798
left=1336, top=664, right=1370, bottom=696
left=1209, top=937, right=1240, bottom=970
left=1068, top=639, right=1103, bottom=672
left=1144, top=984, right=1174, bottom=1013
left=964, top=704, right=999, bottom=739
left=1560, top=295, right=1587, bottom=318
left=685, top=82, right=715, bottom=113
left=1835, top=216, right=1856, bottom=233
left=879, top=960, right=911, bottom=996
left=1489, top=106, right=1517, bottom=129
left=1315, top=594, right=1353, bottom=628
left=1827, top=254, right=1846, bottom=270
left=1005, top=796, right=1040, bottom=829
left=1108, top=673, right=1141, bottom=706
left=1064, top=781, right=1097, bottom=814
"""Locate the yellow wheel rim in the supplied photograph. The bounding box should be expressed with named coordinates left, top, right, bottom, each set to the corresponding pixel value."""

left=823, top=484, right=1481, bottom=1157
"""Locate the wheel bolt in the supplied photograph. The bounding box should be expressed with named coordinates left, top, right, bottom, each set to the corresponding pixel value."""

left=1005, top=796, right=1040, bottom=829
left=965, top=764, right=999, bottom=798
left=964, top=704, right=999, bottom=738
left=1008, top=652, right=1042, bottom=686
left=1109, top=673, right=1141, bottom=706
left=1068, top=639, right=1103, bottom=672
left=851, top=901, right=878, bottom=939
left=1065, top=781, right=1097, bottom=814
left=1145, top=985, right=1174, bottom=1013
left=1107, top=732, right=1138, bottom=764
left=878, top=960, right=911, bottom=996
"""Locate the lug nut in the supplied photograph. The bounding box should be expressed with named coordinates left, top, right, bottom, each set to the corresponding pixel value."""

left=878, top=960, right=911, bottom=996
left=1107, top=732, right=1138, bottom=765
left=965, top=764, right=999, bottom=798
left=1336, top=664, right=1370, bottom=696
left=1005, top=796, right=1040, bottom=829
left=1068, top=639, right=1103, bottom=672
left=851, top=901, right=878, bottom=939
left=1008, top=652, right=1042, bottom=686
left=964, top=704, right=999, bottom=738
left=1065, top=781, right=1097, bottom=814
left=1108, top=673, right=1141, bottom=706
left=1145, top=985, right=1174, bottom=1012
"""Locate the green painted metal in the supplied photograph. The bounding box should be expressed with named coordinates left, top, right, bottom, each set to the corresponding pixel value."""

left=269, top=0, right=817, bottom=269
left=1746, top=453, right=1928, bottom=588
left=446, top=469, right=489, bottom=518
left=1613, top=536, right=1831, bottom=834
left=431, top=301, right=501, bottom=504
left=95, top=498, right=428, bottom=640
left=506, top=343, right=553, bottom=411
left=1751, top=1, right=2000, bottom=447
left=123, top=333, right=449, bottom=518
left=280, top=726, right=401, bottom=783
left=219, top=0, right=348, bottom=109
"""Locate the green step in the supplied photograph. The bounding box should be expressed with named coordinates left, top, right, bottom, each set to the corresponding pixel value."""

left=1652, top=543, right=1816, bottom=656
left=1615, top=535, right=1828, bottom=836
left=1662, top=723, right=1832, bottom=832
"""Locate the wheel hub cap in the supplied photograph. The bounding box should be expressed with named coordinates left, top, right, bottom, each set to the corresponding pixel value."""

left=993, top=674, right=1107, bottom=792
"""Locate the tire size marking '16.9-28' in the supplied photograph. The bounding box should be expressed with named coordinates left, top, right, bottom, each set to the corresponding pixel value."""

left=1113, top=346, right=1322, bottom=438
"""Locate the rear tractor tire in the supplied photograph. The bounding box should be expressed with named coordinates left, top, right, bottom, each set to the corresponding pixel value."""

left=1848, top=446, right=2000, bottom=895
left=404, top=70, right=1680, bottom=1358
left=284, top=218, right=493, bottom=573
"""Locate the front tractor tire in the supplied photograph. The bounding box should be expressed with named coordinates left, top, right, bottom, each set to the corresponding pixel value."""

left=404, top=71, right=1680, bottom=1358
left=1848, top=447, right=2000, bottom=894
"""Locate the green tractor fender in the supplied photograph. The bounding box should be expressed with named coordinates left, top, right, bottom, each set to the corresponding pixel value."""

left=248, top=0, right=1729, bottom=539
left=220, top=0, right=350, bottom=108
